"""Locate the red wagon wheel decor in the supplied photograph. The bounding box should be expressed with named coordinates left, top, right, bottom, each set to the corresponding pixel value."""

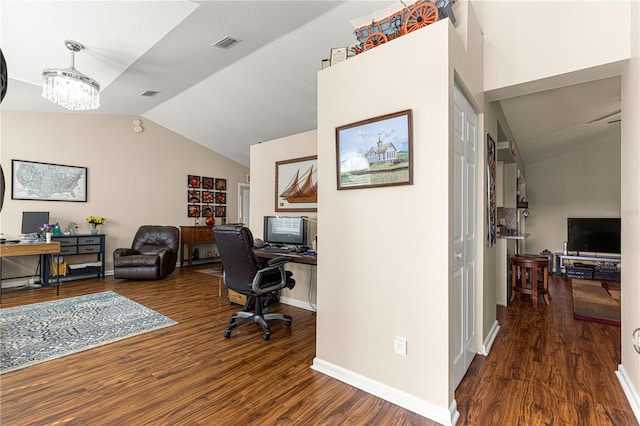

left=402, top=2, right=438, bottom=34
left=364, top=32, right=388, bottom=50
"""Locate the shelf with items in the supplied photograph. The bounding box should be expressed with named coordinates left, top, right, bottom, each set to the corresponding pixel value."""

left=48, top=234, right=105, bottom=283
left=554, top=252, right=621, bottom=281
left=180, top=226, right=221, bottom=267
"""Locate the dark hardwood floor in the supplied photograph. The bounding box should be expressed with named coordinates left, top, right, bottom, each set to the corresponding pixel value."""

left=0, top=269, right=636, bottom=425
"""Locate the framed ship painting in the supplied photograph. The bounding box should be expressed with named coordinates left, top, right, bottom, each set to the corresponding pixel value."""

left=275, top=155, right=318, bottom=212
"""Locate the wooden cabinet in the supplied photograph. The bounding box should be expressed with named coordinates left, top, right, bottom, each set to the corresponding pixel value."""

left=180, top=226, right=218, bottom=267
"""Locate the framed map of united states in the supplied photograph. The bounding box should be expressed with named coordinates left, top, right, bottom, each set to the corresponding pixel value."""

left=12, top=160, right=87, bottom=202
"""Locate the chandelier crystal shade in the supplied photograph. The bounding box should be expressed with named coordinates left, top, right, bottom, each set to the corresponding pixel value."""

left=42, top=40, right=100, bottom=111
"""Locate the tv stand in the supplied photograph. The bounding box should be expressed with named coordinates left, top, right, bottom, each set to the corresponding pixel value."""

left=555, top=252, right=621, bottom=281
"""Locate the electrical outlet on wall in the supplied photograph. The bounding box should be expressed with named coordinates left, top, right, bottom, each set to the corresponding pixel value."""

left=633, top=328, right=640, bottom=354
left=394, top=336, right=407, bottom=356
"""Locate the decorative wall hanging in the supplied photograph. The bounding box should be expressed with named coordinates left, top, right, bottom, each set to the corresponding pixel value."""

left=336, top=110, right=412, bottom=190
left=487, top=133, right=497, bottom=247
left=215, top=192, right=226, bottom=204
left=12, top=159, right=87, bottom=202
left=188, top=205, right=200, bottom=218
left=215, top=178, right=226, bottom=191
left=215, top=206, right=226, bottom=218
left=202, top=176, right=214, bottom=190
left=275, top=155, right=318, bottom=212
left=188, top=190, right=200, bottom=204
left=186, top=175, right=226, bottom=222
left=202, top=191, right=214, bottom=204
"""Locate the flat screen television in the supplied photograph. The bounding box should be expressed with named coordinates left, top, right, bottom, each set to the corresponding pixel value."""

left=21, top=211, right=50, bottom=236
left=567, top=217, right=620, bottom=254
left=263, top=216, right=307, bottom=246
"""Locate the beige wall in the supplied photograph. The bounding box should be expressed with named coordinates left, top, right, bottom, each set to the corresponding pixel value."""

left=620, top=0, right=640, bottom=414
left=0, top=111, right=249, bottom=277
left=315, top=12, right=484, bottom=421
left=249, top=130, right=317, bottom=310
left=525, top=136, right=621, bottom=257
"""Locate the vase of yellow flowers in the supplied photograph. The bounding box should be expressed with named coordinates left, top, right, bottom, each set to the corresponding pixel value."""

left=87, top=216, right=106, bottom=235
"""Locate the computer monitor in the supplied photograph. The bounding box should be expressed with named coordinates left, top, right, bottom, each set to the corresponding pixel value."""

left=263, top=216, right=307, bottom=246
left=21, top=211, right=50, bottom=236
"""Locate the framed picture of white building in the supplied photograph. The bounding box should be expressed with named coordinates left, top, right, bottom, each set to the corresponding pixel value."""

left=335, top=109, right=413, bottom=190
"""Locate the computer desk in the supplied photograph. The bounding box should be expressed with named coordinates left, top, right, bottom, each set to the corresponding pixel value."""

left=0, top=241, right=62, bottom=301
left=253, top=249, right=317, bottom=265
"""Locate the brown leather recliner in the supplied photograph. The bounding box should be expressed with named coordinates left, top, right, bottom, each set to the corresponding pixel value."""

left=113, top=225, right=179, bottom=280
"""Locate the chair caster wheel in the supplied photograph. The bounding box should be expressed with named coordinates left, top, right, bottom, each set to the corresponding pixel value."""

left=285, top=320, right=292, bottom=327
left=224, top=330, right=231, bottom=338
left=263, top=333, right=270, bottom=341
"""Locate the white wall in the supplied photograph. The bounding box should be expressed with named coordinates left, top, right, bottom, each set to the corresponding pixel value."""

left=525, top=136, right=621, bottom=257
left=249, top=130, right=317, bottom=309
left=0, top=111, right=249, bottom=276
left=475, top=0, right=631, bottom=93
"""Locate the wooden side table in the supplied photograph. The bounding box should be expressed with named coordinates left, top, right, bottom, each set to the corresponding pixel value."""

left=510, top=255, right=550, bottom=307
left=179, top=226, right=215, bottom=267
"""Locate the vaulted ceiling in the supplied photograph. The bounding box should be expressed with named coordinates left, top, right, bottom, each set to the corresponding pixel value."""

left=1, top=1, right=621, bottom=168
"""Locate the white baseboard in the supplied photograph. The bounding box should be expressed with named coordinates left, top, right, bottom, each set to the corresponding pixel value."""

left=311, top=357, right=458, bottom=426
left=0, top=278, right=39, bottom=289
left=482, top=320, right=500, bottom=355
left=280, top=296, right=316, bottom=312
left=616, top=364, right=640, bottom=422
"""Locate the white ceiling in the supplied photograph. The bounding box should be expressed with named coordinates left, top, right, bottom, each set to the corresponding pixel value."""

left=0, top=1, right=622, bottom=168
left=498, top=76, right=621, bottom=166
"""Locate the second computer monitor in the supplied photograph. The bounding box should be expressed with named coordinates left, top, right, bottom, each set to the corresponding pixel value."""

left=263, top=216, right=307, bottom=246
left=21, top=211, right=50, bottom=235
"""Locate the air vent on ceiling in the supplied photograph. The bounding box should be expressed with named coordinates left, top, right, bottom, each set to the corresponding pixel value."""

left=140, top=90, right=160, bottom=97
left=211, top=36, right=240, bottom=50
left=585, top=109, right=621, bottom=124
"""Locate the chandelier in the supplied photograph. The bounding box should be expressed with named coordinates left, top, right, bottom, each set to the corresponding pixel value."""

left=42, top=40, right=100, bottom=111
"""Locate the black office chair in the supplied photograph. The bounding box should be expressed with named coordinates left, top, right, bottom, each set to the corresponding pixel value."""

left=213, top=225, right=295, bottom=341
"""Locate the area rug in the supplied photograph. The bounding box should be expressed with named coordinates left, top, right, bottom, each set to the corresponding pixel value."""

left=0, top=291, right=177, bottom=373
left=195, top=266, right=223, bottom=277
left=572, top=279, right=621, bottom=326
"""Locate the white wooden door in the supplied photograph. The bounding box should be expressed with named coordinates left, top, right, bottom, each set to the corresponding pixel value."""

left=238, top=183, right=250, bottom=226
left=453, top=85, right=478, bottom=388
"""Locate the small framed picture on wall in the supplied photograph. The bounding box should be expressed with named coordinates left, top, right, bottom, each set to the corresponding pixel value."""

left=188, top=205, right=200, bottom=217
left=215, top=178, right=227, bottom=191
left=215, top=206, right=226, bottom=217
left=188, top=175, right=201, bottom=188
left=188, top=190, right=200, bottom=204
left=202, top=206, right=213, bottom=217
left=215, top=192, right=226, bottom=204
left=202, top=176, right=214, bottom=190
left=202, top=191, right=214, bottom=204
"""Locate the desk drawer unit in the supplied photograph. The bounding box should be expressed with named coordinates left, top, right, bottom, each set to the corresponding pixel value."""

left=50, top=234, right=106, bottom=281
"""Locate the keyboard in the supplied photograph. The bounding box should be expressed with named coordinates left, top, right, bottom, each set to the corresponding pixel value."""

left=260, top=246, right=293, bottom=254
